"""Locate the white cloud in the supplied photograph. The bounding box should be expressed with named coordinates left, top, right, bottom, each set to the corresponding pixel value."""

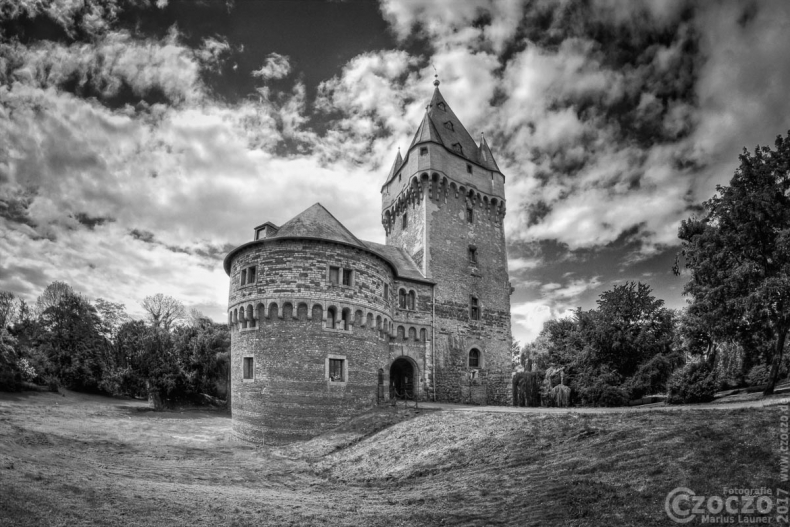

left=251, top=52, right=292, bottom=80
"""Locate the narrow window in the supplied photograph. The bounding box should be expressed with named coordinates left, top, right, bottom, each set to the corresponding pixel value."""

left=467, top=207, right=474, bottom=224
left=398, top=173, right=402, bottom=182
left=383, top=283, right=389, bottom=300
left=243, top=357, right=254, bottom=380
left=466, top=164, right=472, bottom=174
left=240, top=268, right=247, bottom=286
left=247, top=266, right=256, bottom=284
left=420, top=147, right=428, bottom=155
left=469, top=349, right=480, bottom=368
left=327, top=307, right=337, bottom=329
left=402, top=212, right=408, bottom=229
left=329, top=358, right=344, bottom=382
left=341, top=309, right=351, bottom=330
left=329, top=266, right=340, bottom=285
left=408, top=290, right=416, bottom=310
left=470, top=296, right=480, bottom=320
left=342, top=269, right=353, bottom=286
left=420, top=328, right=427, bottom=342
left=399, top=289, right=406, bottom=309
left=468, top=246, right=477, bottom=264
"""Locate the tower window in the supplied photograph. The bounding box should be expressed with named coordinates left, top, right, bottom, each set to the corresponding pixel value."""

left=399, top=289, right=406, bottom=309
left=328, top=358, right=345, bottom=382
left=420, top=147, right=428, bottom=155
left=444, top=121, right=454, bottom=131
left=467, top=207, right=474, bottom=223
left=398, top=173, right=402, bottom=182
left=469, top=349, right=480, bottom=368
left=247, top=266, right=256, bottom=283
left=384, top=283, right=389, bottom=300
left=240, top=268, right=247, bottom=286
left=408, top=290, right=416, bottom=310
left=402, top=212, right=408, bottom=229
left=326, top=307, right=337, bottom=329
left=243, top=357, right=254, bottom=380
left=342, top=269, right=353, bottom=286
left=328, top=266, right=340, bottom=285
left=468, top=246, right=477, bottom=264
left=467, top=164, right=472, bottom=174
left=470, top=296, right=480, bottom=320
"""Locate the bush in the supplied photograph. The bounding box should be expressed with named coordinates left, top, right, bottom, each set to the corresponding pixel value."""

left=747, top=364, right=770, bottom=387
left=667, top=361, right=717, bottom=404
left=572, top=367, right=627, bottom=407
left=625, top=352, right=683, bottom=399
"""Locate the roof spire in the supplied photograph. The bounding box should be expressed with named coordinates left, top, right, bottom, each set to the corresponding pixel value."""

left=433, top=74, right=440, bottom=87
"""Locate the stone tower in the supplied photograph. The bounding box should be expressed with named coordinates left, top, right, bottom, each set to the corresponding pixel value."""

left=381, top=79, right=512, bottom=404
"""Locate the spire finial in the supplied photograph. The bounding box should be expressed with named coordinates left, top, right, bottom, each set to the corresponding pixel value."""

left=433, top=74, right=440, bottom=87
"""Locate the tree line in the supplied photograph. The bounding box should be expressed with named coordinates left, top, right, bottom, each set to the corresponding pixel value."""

left=515, top=131, right=790, bottom=406
left=0, top=283, right=230, bottom=409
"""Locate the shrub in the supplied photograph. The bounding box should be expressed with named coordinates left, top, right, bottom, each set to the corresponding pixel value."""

left=747, top=364, right=770, bottom=387
left=572, top=367, right=627, bottom=407
left=667, top=361, right=717, bottom=404
left=625, top=352, right=683, bottom=399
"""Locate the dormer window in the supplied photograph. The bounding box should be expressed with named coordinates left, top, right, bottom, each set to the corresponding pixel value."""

left=452, top=143, right=463, bottom=154
left=444, top=121, right=454, bottom=131
left=420, top=147, right=428, bottom=155
left=437, top=102, right=446, bottom=111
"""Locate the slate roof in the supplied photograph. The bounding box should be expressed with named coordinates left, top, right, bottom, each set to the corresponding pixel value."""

left=224, top=203, right=431, bottom=282
left=384, top=85, right=502, bottom=186
left=270, top=203, right=366, bottom=248
left=362, top=240, right=426, bottom=281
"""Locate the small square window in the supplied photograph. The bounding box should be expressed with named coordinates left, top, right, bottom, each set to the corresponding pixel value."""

left=329, top=358, right=345, bottom=382
left=342, top=269, right=353, bottom=286
left=329, top=266, right=340, bottom=285
left=402, top=212, right=408, bottom=229
left=470, top=296, right=480, bottom=320
left=420, top=147, right=428, bottom=155
left=468, top=247, right=477, bottom=264
left=467, top=208, right=474, bottom=224
left=466, top=164, right=472, bottom=174
left=243, top=357, right=254, bottom=380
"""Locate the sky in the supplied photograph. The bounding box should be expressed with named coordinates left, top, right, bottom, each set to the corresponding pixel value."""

left=1, top=0, right=789, bottom=344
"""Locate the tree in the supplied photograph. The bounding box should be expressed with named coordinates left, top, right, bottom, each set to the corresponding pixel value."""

left=676, top=131, right=790, bottom=394
left=141, top=294, right=185, bottom=331
left=93, top=298, right=130, bottom=342
left=36, top=281, right=73, bottom=315
left=0, top=291, right=19, bottom=330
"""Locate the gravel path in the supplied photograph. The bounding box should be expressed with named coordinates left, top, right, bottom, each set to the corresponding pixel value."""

left=418, top=395, right=790, bottom=414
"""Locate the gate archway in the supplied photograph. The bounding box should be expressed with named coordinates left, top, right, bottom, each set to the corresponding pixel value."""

left=390, top=358, right=415, bottom=400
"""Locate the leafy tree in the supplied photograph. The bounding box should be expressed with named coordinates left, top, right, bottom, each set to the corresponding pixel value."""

left=141, top=293, right=185, bottom=331
left=36, top=281, right=73, bottom=315
left=0, top=291, right=19, bottom=330
left=676, top=131, right=790, bottom=394
left=39, top=290, right=106, bottom=391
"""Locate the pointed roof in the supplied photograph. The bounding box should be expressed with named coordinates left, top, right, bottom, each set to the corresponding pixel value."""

left=386, top=149, right=404, bottom=182
left=477, top=134, right=500, bottom=172
left=271, top=203, right=366, bottom=248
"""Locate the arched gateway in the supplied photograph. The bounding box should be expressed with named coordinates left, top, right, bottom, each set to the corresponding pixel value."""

left=390, top=358, right=416, bottom=399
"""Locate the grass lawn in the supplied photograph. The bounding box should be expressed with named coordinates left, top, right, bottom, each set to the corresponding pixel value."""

left=0, top=390, right=786, bottom=526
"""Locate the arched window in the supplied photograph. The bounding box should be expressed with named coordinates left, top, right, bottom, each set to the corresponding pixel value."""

left=397, top=326, right=405, bottom=340
left=408, top=290, right=416, bottom=310
left=327, top=307, right=337, bottom=329
left=420, top=328, right=427, bottom=342
left=341, top=308, right=351, bottom=330
left=408, top=327, right=416, bottom=340
left=240, top=308, right=247, bottom=329
left=399, top=289, right=406, bottom=309
left=246, top=305, right=255, bottom=328
left=469, top=348, right=480, bottom=368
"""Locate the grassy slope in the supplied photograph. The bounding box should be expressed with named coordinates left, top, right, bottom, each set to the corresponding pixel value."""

left=0, top=391, right=784, bottom=526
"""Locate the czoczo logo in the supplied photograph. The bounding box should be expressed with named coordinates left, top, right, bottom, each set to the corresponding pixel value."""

left=664, top=486, right=776, bottom=523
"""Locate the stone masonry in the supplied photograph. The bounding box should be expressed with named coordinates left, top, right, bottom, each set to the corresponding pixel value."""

left=224, top=80, right=513, bottom=444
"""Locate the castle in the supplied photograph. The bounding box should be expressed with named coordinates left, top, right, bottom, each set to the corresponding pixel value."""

left=224, top=80, right=512, bottom=444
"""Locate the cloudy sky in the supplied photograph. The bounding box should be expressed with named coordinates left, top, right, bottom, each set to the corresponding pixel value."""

left=1, top=0, right=789, bottom=343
